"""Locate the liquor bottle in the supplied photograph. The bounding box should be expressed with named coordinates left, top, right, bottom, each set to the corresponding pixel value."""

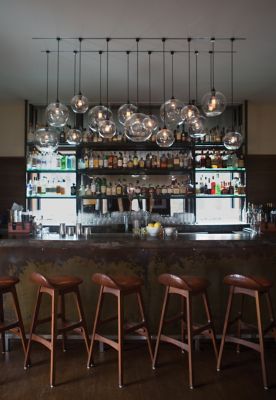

left=61, top=155, right=66, bottom=170
left=116, top=180, right=123, bottom=196
left=27, top=180, right=33, bottom=197
left=133, top=152, right=139, bottom=168
left=160, top=153, right=167, bottom=168
left=238, top=154, right=245, bottom=168
left=70, top=183, right=77, bottom=196
left=200, top=151, right=205, bottom=168
left=127, top=155, right=134, bottom=168
left=215, top=174, right=221, bottom=195
left=123, top=152, right=128, bottom=168
left=111, top=182, right=117, bottom=196
left=113, top=153, right=118, bottom=168
left=211, top=151, right=218, bottom=168
left=101, top=178, right=107, bottom=195
left=108, top=153, right=113, bottom=168
left=95, top=178, right=101, bottom=195
left=139, top=157, right=145, bottom=168
left=135, top=180, right=141, bottom=195
left=211, top=176, right=216, bottom=195
left=167, top=153, right=173, bottom=169
left=205, top=151, right=212, bottom=168
left=175, top=129, right=182, bottom=142
left=152, top=154, right=157, bottom=168
left=173, top=152, right=180, bottom=168
left=98, top=154, right=104, bottom=168
left=84, top=150, right=89, bottom=169
left=118, top=153, right=123, bottom=168
left=104, top=154, right=109, bottom=168
left=106, top=182, right=112, bottom=196
left=145, top=153, right=151, bottom=169
left=93, top=154, right=99, bottom=169
left=90, top=178, right=96, bottom=195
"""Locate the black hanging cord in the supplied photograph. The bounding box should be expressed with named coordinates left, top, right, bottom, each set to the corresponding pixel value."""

left=231, top=37, right=235, bottom=130
left=187, top=38, right=191, bottom=104
left=126, top=51, right=130, bottom=103
left=78, top=38, right=83, bottom=95
left=209, top=51, right=213, bottom=92
left=148, top=51, right=152, bottom=114
left=171, top=51, right=174, bottom=99
left=46, top=50, right=50, bottom=106
left=162, top=38, right=166, bottom=128
left=73, top=51, right=77, bottom=95
left=211, top=38, right=215, bottom=92
left=99, top=51, right=102, bottom=105
left=195, top=50, right=198, bottom=105
left=106, top=38, right=110, bottom=111
left=56, top=37, right=61, bottom=102
left=136, top=38, right=140, bottom=106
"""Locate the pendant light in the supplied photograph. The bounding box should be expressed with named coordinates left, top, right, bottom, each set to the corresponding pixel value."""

left=181, top=39, right=200, bottom=121
left=223, top=38, right=243, bottom=150
left=98, top=38, right=116, bottom=139
left=88, top=51, right=113, bottom=133
left=117, top=51, right=138, bottom=125
left=186, top=50, right=206, bottom=139
left=70, top=38, right=89, bottom=113
left=142, top=51, right=159, bottom=135
left=160, top=46, right=183, bottom=129
left=201, top=39, right=227, bottom=117
left=46, top=37, right=69, bottom=127
left=35, top=50, right=59, bottom=154
left=67, top=51, right=82, bottom=144
left=125, top=38, right=150, bottom=142
left=156, top=38, right=175, bottom=148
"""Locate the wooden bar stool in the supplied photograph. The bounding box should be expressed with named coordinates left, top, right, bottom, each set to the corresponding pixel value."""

left=153, top=274, right=218, bottom=389
left=87, top=273, right=153, bottom=388
left=24, top=272, right=90, bottom=387
left=0, top=276, right=27, bottom=355
left=217, top=274, right=276, bottom=390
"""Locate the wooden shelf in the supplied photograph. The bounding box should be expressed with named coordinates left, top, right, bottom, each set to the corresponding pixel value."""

left=26, top=195, right=76, bottom=199
left=77, top=168, right=192, bottom=176
left=78, top=142, right=192, bottom=151
left=80, top=194, right=194, bottom=200
left=27, top=169, right=76, bottom=173
left=196, top=194, right=246, bottom=198
left=195, top=168, right=246, bottom=173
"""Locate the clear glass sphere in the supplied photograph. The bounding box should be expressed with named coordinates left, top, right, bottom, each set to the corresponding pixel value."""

left=186, top=115, right=207, bottom=139
left=143, top=114, right=159, bottom=134
left=160, top=98, right=184, bottom=127
left=46, top=102, right=69, bottom=128
left=88, top=105, right=113, bottom=132
left=98, top=119, right=116, bottom=139
left=70, top=94, right=89, bottom=114
left=181, top=104, right=200, bottom=121
left=156, top=127, right=175, bottom=148
left=117, top=103, right=138, bottom=125
left=34, top=126, right=59, bottom=153
left=201, top=90, right=227, bottom=117
left=66, top=128, right=82, bottom=145
left=223, top=131, right=243, bottom=150
left=125, top=113, right=151, bottom=142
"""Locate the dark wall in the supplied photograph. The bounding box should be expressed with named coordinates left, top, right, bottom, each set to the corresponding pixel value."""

left=0, top=157, right=25, bottom=224
left=246, top=155, right=276, bottom=204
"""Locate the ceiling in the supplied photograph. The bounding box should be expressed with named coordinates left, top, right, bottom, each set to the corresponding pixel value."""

left=0, top=0, right=275, bottom=105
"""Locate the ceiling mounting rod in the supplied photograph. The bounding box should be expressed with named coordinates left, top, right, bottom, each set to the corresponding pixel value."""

left=32, top=36, right=246, bottom=41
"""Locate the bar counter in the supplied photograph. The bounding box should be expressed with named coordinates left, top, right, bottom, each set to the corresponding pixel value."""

left=1, top=232, right=276, bottom=333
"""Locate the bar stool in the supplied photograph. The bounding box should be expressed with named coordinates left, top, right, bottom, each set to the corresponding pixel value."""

left=0, top=276, right=27, bottom=355
left=87, top=273, right=153, bottom=388
left=24, top=272, right=90, bottom=387
left=153, top=274, right=218, bottom=389
left=217, top=274, right=276, bottom=390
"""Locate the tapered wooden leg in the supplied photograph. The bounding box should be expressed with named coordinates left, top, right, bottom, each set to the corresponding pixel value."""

left=186, top=292, right=194, bottom=389
left=217, top=286, right=234, bottom=372
left=87, top=286, right=104, bottom=368
left=11, top=286, right=27, bottom=354
left=50, top=290, right=58, bottom=388
left=24, top=290, right=42, bottom=369
left=265, top=292, right=276, bottom=342
left=152, top=287, right=169, bottom=369
left=118, top=292, right=124, bottom=388
left=255, top=291, right=268, bottom=390
left=202, top=291, right=218, bottom=360
left=59, top=293, right=67, bottom=352
left=181, top=296, right=186, bottom=354
left=74, top=287, right=90, bottom=354
left=236, top=295, right=245, bottom=353
left=136, top=289, right=153, bottom=362
left=0, top=292, right=5, bottom=354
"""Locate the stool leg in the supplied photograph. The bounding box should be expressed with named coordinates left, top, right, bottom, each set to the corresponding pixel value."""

left=181, top=296, right=186, bottom=354
left=236, top=295, right=245, bottom=354
left=186, top=292, right=194, bottom=390
left=265, top=291, right=276, bottom=342
left=136, top=289, right=153, bottom=362
left=87, top=286, right=104, bottom=368
left=118, top=292, right=124, bottom=388
left=202, top=291, right=218, bottom=360
left=217, top=286, right=234, bottom=372
left=0, top=292, right=5, bottom=354
left=24, top=290, right=42, bottom=369
left=59, top=293, right=67, bottom=352
left=152, top=287, right=169, bottom=369
left=11, top=286, right=27, bottom=354
left=50, top=289, right=58, bottom=388
left=74, top=287, right=90, bottom=354
left=255, top=291, right=268, bottom=390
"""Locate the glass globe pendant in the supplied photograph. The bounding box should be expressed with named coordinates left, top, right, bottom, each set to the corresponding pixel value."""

left=186, top=115, right=206, bottom=139
left=118, top=103, right=138, bottom=125
left=143, top=114, right=159, bottom=134
left=88, top=105, right=113, bottom=132
left=67, top=127, right=82, bottom=145
left=201, top=90, right=226, bottom=117
left=223, top=131, right=243, bottom=150
left=181, top=104, right=200, bottom=121
left=34, top=126, right=59, bottom=154
left=160, top=98, right=184, bottom=128
left=156, top=127, right=175, bottom=147
left=98, top=119, right=116, bottom=139
left=70, top=39, right=89, bottom=114
left=125, top=113, right=152, bottom=142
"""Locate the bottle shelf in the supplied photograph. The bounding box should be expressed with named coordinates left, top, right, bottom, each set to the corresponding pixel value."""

left=78, top=142, right=192, bottom=151
left=196, top=194, right=246, bottom=198
left=26, top=195, right=76, bottom=199
left=195, top=168, right=246, bottom=173
left=26, top=169, right=76, bottom=173
left=77, top=168, right=192, bottom=176
left=195, top=142, right=225, bottom=149
left=27, top=142, right=77, bottom=151
left=80, top=194, right=194, bottom=200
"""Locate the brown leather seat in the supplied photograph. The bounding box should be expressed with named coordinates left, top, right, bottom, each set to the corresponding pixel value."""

left=224, top=274, right=272, bottom=291
left=0, top=276, right=19, bottom=287
left=92, top=272, right=143, bottom=291
left=30, top=272, right=82, bottom=289
left=158, top=273, right=210, bottom=292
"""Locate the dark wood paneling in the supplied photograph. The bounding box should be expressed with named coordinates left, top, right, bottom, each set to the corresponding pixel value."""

left=246, top=155, right=276, bottom=204
left=0, top=157, right=25, bottom=223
